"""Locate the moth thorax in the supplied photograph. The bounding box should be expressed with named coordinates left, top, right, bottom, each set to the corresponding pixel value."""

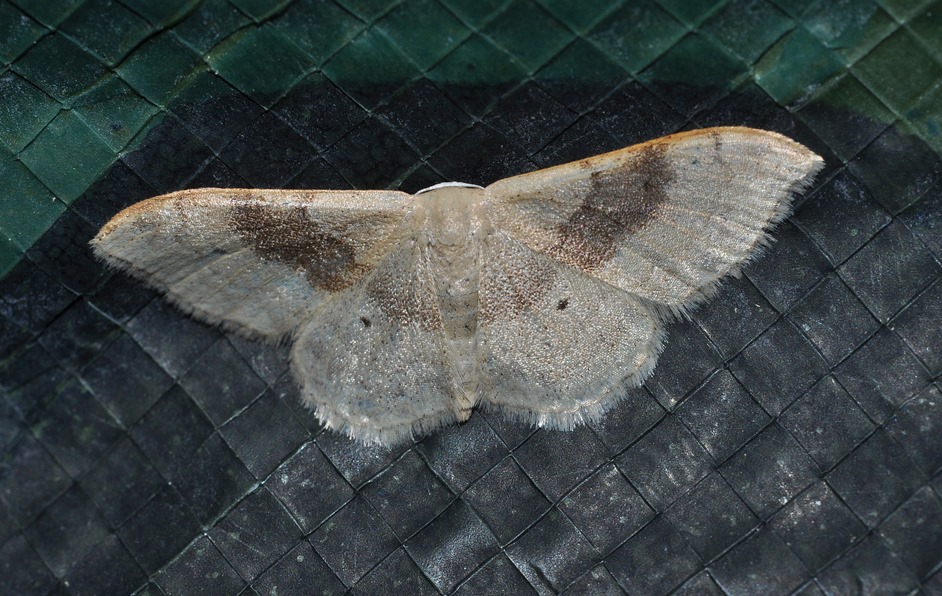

left=420, top=184, right=485, bottom=249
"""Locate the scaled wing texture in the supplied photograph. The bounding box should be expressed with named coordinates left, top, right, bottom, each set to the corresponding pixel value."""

left=92, top=127, right=824, bottom=445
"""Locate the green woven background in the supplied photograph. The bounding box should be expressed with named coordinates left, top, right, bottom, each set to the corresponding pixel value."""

left=1, top=0, right=940, bottom=277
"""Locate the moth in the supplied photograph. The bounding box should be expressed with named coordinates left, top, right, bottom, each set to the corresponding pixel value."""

left=93, top=127, right=823, bottom=446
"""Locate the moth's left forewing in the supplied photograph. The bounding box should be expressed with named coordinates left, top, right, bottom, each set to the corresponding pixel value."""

left=92, top=189, right=415, bottom=341
left=485, top=127, right=824, bottom=312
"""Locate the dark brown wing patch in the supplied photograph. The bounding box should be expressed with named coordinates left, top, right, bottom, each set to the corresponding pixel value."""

left=230, top=204, right=366, bottom=291
left=547, top=143, right=675, bottom=270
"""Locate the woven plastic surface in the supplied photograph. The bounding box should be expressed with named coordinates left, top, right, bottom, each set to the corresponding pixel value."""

left=1, top=0, right=941, bottom=594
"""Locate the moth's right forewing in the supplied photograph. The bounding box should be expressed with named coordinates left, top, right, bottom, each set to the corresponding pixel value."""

left=92, top=189, right=414, bottom=341
left=485, top=127, right=824, bottom=313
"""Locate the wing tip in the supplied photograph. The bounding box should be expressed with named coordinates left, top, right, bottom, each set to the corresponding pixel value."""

left=93, top=190, right=180, bottom=239
left=645, top=135, right=824, bottom=317
left=664, top=126, right=825, bottom=169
